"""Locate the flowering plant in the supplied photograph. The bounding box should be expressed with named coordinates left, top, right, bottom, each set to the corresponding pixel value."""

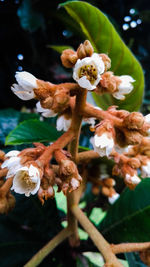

left=1, top=1, right=150, bottom=267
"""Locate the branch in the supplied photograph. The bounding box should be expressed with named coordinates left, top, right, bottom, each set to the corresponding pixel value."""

left=24, top=228, right=72, bottom=267
left=71, top=205, right=123, bottom=267
left=77, top=150, right=100, bottom=164
left=111, top=242, right=150, bottom=254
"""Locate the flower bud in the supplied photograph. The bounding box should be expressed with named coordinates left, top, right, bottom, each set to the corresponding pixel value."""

left=100, top=72, right=117, bottom=93
left=99, top=54, right=111, bottom=71
left=101, top=186, right=110, bottom=197
left=83, top=40, right=94, bottom=56
left=124, top=112, right=144, bottom=130
left=61, top=49, right=78, bottom=68
left=127, top=157, right=141, bottom=169
left=59, top=160, right=76, bottom=176
left=40, top=96, right=53, bottom=109
left=124, top=129, right=143, bottom=145
left=103, top=178, right=116, bottom=187
left=77, top=44, right=87, bottom=59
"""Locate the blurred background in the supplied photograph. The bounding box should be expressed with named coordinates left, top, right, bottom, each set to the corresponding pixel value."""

left=1, top=0, right=150, bottom=111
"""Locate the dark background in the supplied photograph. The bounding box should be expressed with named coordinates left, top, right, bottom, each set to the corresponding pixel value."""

left=0, top=0, right=150, bottom=110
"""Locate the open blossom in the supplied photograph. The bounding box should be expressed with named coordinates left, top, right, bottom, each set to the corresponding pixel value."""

left=93, top=133, right=114, bottom=157
left=73, top=53, right=105, bottom=90
left=108, top=193, right=120, bottom=205
left=1, top=150, right=22, bottom=178
left=11, top=165, right=41, bottom=197
left=125, top=173, right=141, bottom=185
left=56, top=115, right=72, bottom=132
left=141, top=161, right=150, bottom=178
left=112, top=75, right=135, bottom=100
left=11, top=71, right=38, bottom=100
left=36, top=102, right=57, bottom=118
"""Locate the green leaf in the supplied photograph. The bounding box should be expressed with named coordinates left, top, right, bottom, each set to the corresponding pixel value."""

left=47, top=45, right=73, bottom=53
left=61, top=1, right=144, bottom=111
left=5, top=119, right=62, bottom=145
left=99, top=179, right=150, bottom=243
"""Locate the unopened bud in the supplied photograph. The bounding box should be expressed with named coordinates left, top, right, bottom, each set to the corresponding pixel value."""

left=127, top=157, right=141, bottom=169
left=99, top=54, right=111, bottom=71
left=124, top=129, right=143, bottom=145
left=77, top=44, right=87, bottom=59
left=60, top=160, right=76, bottom=176
left=102, top=186, right=110, bottom=197
left=112, top=165, right=121, bottom=176
left=83, top=40, right=94, bottom=56
left=100, top=72, right=117, bottom=93
left=103, top=178, right=116, bottom=187
left=124, top=112, right=144, bottom=130
left=61, top=49, right=78, bottom=68
left=41, top=96, right=53, bottom=109
left=54, top=89, right=70, bottom=106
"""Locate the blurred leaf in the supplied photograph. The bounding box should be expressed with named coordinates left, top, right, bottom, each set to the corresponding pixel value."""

left=0, top=109, right=39, bottom=145
left=61, top=1, right=144, bottom=111
left=99, top=179, right=150, bottom=243
left=89, top=208, right=106, bottom=226
left=17, top=0, right=45, bottom=32
left=48, top=45, right=73, bottom=53
left=0, top=194, right=61, bottom=267
left=6, top=119, right=62, bottom=145
left=125, top=253, right=147, bottom=267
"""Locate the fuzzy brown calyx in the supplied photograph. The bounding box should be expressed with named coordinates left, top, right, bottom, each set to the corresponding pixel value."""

left=124, top=112, right=144, bottom=130
left=99, top=54, right=111, bottom=71
left=77, top=40, right=94, bottom=59
left=61, top=49, right=78, bottom=68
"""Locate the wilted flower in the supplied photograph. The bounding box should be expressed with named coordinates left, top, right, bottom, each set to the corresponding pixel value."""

left=56, top=115, right=72, bottom=132
left=112, top=75, right=135, bottom=100
left=11, top=71, right=38, bottom=100
left=141, top=161, right=150, bottom=178
left=93, top=133, right=114, bottom=157
left=73, top=53, right=105, bottom=90
left=36, top=102, right=57, bottom=118
left=11, top=164, right=41, bottom=197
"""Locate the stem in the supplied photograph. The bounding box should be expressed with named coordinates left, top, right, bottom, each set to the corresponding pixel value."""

left=71, top=205, right=123, bottom=267
left=111, top=242, right=150, bottom=254
left=77, top=150, right=100, bottom=164
left=24, top=228, right=72, bottom=267
left=67, top=89, right=87, bottom=247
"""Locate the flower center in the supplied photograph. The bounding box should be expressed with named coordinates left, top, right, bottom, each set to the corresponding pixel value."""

left=78, top=64, right=98, bottom=84
left=21, top=171, right=36, bottom=190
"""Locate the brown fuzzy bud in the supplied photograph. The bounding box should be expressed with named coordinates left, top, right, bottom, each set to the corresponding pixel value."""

left=83, top=40, right=94, bottom=56
left=40, top=96, right=53, bottom=109
left=124, top=129, right=143, bottom=145
left=77, top=44, right=87, bottom=59
left=60, top=160, right=76, bottom=176
left=112, top=165, right=121, bottom=176
left=99, top=54, right=111, bottom=71
left=127, top=157, right=141, bottom=169
left=124, top=112, right=144, bottom=130
left=0, top=151, right=5, bottom=161
left=100, top=72, right=117, bottom=93
left=54, top=89, right=70, bottom=106
left=34, top=80, right=55, bottom=100
left=103, top=178, right=116, bottom=187
left=61, top=49, right=78, bottom=68
left=140, top=249, right=150, bottom=266
left=102, top=186, right=110, bottom=197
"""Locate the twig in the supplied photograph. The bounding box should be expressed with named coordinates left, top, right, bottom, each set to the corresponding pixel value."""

left=71, top=205, right=123, bottom=267
left=24, top=227, right=72, bottom=267
left=111, top=242, right=150, bottom=254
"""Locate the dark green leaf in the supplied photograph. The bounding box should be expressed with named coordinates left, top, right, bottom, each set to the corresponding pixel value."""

left=125, top=253, right=147, bottom=267
left=99, top=179, right=150, bottom=243
left=61, top=1, right=144, bottom=111
left=5, top=119, right=62, bottom=145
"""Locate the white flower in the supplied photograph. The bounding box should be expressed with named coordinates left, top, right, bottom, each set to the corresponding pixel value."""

left=70, top=178, right=80, bottom=190
left=56, top=115, right=71, bottom=132
left=84, top=117, right=96, bottom=127
left=112, top=75, right=135, bottom=100
left=11, top=71, right=38, bottom=100
left=36, top=102, right=57, bottom=118
left=108, top=193, right=120, bottom=205
left=1, top=150, right=22, bottom=178
left=73, top=53, right=105, bottom=90
left=141, top=161, right=150, bottom=178
left=92, top=133, right=114, bottom=157
left=11, top=165, right=41, bottom=197
left=125, top=174, right=141, bottom=185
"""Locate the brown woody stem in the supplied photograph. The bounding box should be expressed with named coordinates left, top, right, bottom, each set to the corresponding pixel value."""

left=71, top=205, right=123, bottom=267
left=111, top=242, right=150, bottom=254
left=67, top=89, right=87, bottom=247
left=24, top=228, right=72, bottom=267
